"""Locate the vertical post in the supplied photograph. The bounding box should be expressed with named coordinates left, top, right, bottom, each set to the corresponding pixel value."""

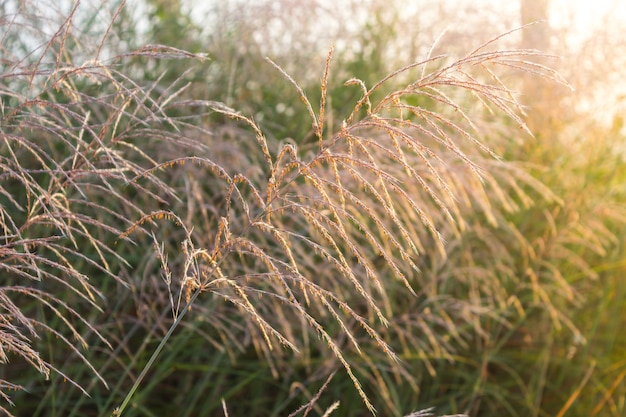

left=520, top=0, right=553, bottom=134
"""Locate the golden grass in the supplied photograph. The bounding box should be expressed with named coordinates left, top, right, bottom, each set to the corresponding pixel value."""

left=7, top=2, right=621, bottom=416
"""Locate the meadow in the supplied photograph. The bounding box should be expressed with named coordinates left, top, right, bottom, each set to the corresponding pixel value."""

left=1, top=1, right=625, bottom=416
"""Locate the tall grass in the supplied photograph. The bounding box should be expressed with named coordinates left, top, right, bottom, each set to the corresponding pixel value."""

left=0, top=0, right=208, bottom=413
left=2, top=1, right=625, bottom=416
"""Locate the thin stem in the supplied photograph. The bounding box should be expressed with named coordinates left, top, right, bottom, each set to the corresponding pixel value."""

left=111, top=286, right=201, bottom=416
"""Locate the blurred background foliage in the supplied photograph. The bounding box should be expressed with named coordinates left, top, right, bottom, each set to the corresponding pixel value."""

left=2, top=0, right=626, bottom=416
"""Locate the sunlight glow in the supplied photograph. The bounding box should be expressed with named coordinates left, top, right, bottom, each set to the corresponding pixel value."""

left=550, top=0, right=626, bottom=41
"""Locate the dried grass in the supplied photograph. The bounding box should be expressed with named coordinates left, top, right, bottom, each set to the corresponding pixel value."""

left=4, top=1, right=612, bottom=417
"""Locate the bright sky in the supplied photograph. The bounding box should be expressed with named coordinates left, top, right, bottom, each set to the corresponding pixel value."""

left=548, top=0, right=626, bottom=122
left=551, top=0, right=626, bottom=22
left=550, top=0, right=626, bottom=41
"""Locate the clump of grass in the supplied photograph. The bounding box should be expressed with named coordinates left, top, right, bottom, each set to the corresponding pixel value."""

left=0, top=1, right=207, bottom=414
left=110, top=26, right=566, bottom=416
left=2, top=1, right=598, bottom=417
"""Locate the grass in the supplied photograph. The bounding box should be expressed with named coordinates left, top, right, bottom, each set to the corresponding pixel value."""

left=1, top=1, right=626, bottom=416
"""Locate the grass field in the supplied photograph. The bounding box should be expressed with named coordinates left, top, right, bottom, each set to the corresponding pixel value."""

left=1, top=1, right=625, bottom=416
